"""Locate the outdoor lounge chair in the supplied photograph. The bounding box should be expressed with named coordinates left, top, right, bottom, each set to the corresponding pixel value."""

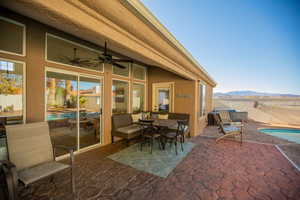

left=213, top=113, right=243, bottom=144
left=218, top=110, right=242, bottom=126
left=0, top=122, right=76, bottom=200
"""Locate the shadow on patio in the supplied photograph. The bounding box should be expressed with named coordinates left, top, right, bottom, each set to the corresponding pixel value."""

left=15, top=122, right=300, bottom=200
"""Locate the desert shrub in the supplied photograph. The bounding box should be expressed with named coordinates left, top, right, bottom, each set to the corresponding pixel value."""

left=254, top=101, right=259, bottom=108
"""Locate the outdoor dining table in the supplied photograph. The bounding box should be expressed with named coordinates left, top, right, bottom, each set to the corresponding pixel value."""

left=138, top=118, right=178, bottom=131
left=138, top=118, right=185, bottom=150
left=153, top=119, right=179, bottom=130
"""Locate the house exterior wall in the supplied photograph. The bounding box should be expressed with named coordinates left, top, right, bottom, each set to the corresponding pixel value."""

left=147, top=67, right=196, bottom=133
left=0, top=6, right=215, bottom=153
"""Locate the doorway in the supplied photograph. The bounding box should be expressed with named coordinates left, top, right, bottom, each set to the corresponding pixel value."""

left=152, top=82, right=174, bottom=112
left=45, top=68, right=103, bottom=157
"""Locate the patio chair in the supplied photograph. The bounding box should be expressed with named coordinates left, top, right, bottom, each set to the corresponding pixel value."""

left=162, top=120, right=187, bottom=155
left=218, top=110, right=242, bottom=126
left=0, top=122, right=76, bottom=200
left=213, top=113, right=243, bottom=144
left=139, top=119, right=161, bottom=154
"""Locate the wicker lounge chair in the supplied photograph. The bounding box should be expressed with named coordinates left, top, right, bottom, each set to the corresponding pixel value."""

left=0, top=122, right=76, bottom=200
left=213, top=113, right=243, bottom=144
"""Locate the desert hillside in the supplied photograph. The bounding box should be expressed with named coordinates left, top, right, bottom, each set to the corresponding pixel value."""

left=214, top=98, right=300, bottom=127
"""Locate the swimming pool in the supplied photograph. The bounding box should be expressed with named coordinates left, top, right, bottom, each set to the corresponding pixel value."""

left=47, top=112, right=101, bottom=121
left=259, top=128, right=300, bottom=144
left=47, top=112, right=77, bottom=121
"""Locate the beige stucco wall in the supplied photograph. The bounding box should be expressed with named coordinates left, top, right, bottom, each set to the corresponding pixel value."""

left=147, top=67, right=201, bottom=136
left=0, top=7, right=214, bottom=147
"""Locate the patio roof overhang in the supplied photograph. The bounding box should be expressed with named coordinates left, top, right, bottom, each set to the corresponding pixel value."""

left=1, top=0, right=217, bottom=86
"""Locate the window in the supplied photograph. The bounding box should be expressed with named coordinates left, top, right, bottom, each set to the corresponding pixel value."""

left=132, top=64, right=146, bottom=80
left=112, top=80, right=129, bottom=114
left=132, top=83, right=145, bottom=113
left=0, top=59, right=25, bottom=125
left=0, top=17, right=25, bottom=56
left=46, top=33, right=103, bottom=72
left=112, top=61, right=130, bottom=77
left=199, top=83, right=206, bottom=116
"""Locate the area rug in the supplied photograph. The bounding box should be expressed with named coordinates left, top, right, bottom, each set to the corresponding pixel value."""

left=108, top=141, right=195, bottom=178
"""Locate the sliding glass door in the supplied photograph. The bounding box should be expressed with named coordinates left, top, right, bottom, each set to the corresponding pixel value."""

left=46, top=71, right=78, bottom=156
left=79, top=76, right=102, bottom=149
left=46, top=69, right=103, bottom=157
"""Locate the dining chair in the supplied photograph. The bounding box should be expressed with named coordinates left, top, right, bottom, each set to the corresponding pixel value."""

left=139, top=120, right=161, bottom=154
left=162, top=120, right=187, bottom=155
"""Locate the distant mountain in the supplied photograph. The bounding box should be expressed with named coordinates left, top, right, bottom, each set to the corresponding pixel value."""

left=214, top=90, right=300, bottom=97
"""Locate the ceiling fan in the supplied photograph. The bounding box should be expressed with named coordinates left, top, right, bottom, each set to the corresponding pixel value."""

left=90, top=41, right=133, bottom=69
left=61, top=48, right=101, bottom=68
left=61, top=41, right=133, bottom=69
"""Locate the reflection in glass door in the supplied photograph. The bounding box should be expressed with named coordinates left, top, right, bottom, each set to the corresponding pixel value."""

left=152, top=83, right=174, bottom=113
left=46, top=71, right=78, bottom=156
left=46, top=70, right=103, bottom=157
left=79, top=76, right=102, bottom=149
left=158, top=89, right=170, bottom=112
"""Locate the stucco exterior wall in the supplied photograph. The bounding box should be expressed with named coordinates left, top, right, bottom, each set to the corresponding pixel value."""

left=0, top=7, right=215, bottom=149
left=147, top=67, right=200, bottom=136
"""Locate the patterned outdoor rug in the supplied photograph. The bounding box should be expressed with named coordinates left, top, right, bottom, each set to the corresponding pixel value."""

left=108, top=141, right=195, bottom=178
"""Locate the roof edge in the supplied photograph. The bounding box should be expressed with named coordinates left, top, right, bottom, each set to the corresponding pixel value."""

left=124, top=0, right=217, bottom=86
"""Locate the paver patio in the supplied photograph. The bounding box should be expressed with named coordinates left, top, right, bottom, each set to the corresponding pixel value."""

left=18, top=124, right=300, bottom=200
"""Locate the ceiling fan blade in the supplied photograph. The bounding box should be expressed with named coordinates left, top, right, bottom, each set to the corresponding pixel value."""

left=113, top=62, right=126, bottom=69
left=104, top=41, right=107, bottom=56
left=111, top=58, right=132, bottom=63
left=73, top=48, right=77, bottom=59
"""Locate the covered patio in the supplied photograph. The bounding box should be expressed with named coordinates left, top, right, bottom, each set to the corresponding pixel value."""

left=17, top=123, right=300, bottom=200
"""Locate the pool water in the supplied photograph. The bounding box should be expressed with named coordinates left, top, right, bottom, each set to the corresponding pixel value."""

left=47, top=112, right=76, bottom=121
left=259, top=128, right=300, bottom=144
left=47, top=112, right=101, bottom=121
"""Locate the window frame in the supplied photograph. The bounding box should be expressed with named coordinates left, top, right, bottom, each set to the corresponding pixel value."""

left=0, top=57, right=26, bottom=124
left=0, top=16, right=26, bottom=57
left=199, top=82, right=206, bottom=117
left=112, top=62, right=131, bottom=78
left=111, top=78, right=131, bottom=114
left=45, top=33, right=104, bottom=73
left=132, top=64, right=147, bottom=81
left=132, top=82, right=146, bottom=113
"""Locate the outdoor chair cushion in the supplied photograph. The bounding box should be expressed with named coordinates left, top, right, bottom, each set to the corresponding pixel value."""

left=131, top=113, right=142, bottom=122
left=112, top=114, right=133, bottom=130
left=116, top=124, right=141, bottom=134
left=229, top=122, right=242, bottom=126
left=151, top=114, right=158, bottom=119
left=141, top=112, right=151, bottom=119
left=158, top=114, right=168, bottom=120
left=219, top=111, right=232, bottom=123
left=18, top=161, right=69, bottom=186
left=223, top=126, right=241, bottom=134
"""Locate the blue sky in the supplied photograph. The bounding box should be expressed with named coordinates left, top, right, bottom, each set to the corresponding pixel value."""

left=141, top=0, right=300, bottom=94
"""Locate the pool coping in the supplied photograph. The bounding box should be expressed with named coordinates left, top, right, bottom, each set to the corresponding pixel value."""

left=275, top=145, right=300, bottom=172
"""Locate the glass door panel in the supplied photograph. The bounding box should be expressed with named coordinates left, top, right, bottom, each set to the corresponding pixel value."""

left=158, top=88, right=170, bottom=112
left=79, top=76, right=102, bottom=149
left=46, top=71, right=78, bottom=157
left=152, top=83, right=174, bottom=113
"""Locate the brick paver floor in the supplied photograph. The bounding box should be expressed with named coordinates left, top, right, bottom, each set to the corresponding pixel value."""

left=18, top=135, right=300, bottom=200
